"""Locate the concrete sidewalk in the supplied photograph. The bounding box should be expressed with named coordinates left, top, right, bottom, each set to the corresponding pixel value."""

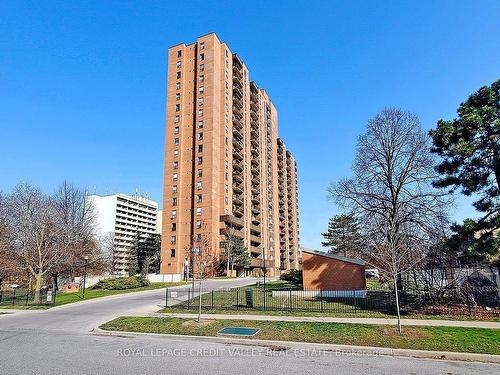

left=155, top=312, right=500, bottom=329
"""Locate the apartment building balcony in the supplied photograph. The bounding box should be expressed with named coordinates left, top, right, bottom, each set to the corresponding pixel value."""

left=232, top=66, right=242, bottom=79
left=233, top=128, right=243, bottom=141
left=250, top=257, right=274, bottom=269
left=233, top=194, right=244, bottom=206
left=250, top=234, right=261, bottom=244
left=233, top=148, right=243, bottom=161
left=251, top=147, right=259, bottom=157
left=233, top=172, right=243, bottom=183
left=251, top=173, right=259, bottom=184
left=219, top=227, right=245, bottom=239
left=220, top=214, right=244, bottom=229
left=232, top=85, right=243, bottom=98
left=233, top=160, right=243, bottom=172
left=232, top=181, right=243, bottom=194
left=251, top=194, right=260, bottom=204
left=250, top=223, right=261, bottom=233
left=251, top=206, right=260, bottom=216
left=250, top=100, right=258, bottom=111
left=251, top=215, right=260, bottom=225
left=233, top=207, right=244, bottom=218
left=233, top=108, right=243, bottom=120
left=250, top=110, right=258, bottom=121
left=250, top=128, right=258, bottom=138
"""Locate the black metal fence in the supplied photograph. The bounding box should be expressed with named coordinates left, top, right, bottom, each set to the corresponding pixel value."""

left=165, top=287, right=397, bottom=314
left=0, top=288, right=56, bottom=307
left=164, top=284, right=500, bottom=316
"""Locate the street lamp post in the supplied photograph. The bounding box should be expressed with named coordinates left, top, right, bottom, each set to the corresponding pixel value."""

left=82, top=255, right=89, bottom=299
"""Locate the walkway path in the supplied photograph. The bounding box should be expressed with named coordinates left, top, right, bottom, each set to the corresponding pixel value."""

left=157, top=312, right=500, bottom=329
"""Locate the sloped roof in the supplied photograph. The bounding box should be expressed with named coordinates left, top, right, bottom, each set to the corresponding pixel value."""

left=300, top=247, right=366, bottom=266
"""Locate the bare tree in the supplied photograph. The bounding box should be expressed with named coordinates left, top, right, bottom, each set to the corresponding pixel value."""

left=0, top=193, right=22, bottom=286
left=329, top=108, right=452, bottom=332
left=2, top=182, right=98, bottom=303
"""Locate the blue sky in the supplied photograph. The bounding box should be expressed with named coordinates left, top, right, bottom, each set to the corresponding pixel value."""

left=1, top=1, right=499, bottom=249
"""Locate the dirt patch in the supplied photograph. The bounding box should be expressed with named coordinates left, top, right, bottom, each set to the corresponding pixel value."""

left=414, top=305, right=500, bottom=320
left=181, top=319, right=215, bottom=329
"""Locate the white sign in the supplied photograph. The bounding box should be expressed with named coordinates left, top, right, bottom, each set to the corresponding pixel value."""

left=46, top=290, right=53, bottom=302
left=171, top=292, right=178, bottom=298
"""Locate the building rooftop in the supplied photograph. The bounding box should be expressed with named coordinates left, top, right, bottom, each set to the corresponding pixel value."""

left=300, top=247, right=366, bottom=266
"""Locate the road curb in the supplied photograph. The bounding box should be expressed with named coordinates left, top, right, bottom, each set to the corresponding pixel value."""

left=92, top=326, right=500, bottom=364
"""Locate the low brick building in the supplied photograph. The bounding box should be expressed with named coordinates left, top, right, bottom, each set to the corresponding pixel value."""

left=301, top=248, right=366, bottom=291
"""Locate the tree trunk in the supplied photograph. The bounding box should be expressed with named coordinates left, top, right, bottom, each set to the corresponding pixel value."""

left=33, top=273, right=44, bottom=304
left=394, top=277, right=402, bottom=334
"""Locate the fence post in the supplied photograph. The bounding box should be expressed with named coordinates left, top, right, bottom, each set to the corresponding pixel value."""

left=187, top=288, right=191, bottom=309
left=263, top=286, right=266, bottom=311
left=236, top=288, right=239, bottom=310
left=320, top=289, right=324, bottom=313
left=211, top=290, right=214, bottom=310
left=25, top=291, right=29, bottom=306
left=353, top=290, right=357, bottom=312
left=289, top=289, right=292, bottom=311
left=165, top=288, right=168, bottom=308
left=13, top=289, right=16, bottom=306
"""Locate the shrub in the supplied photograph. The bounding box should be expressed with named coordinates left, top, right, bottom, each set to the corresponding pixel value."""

left=279, top=269, right=303, bottom=286
left=91, top=276, right=150, bottom=290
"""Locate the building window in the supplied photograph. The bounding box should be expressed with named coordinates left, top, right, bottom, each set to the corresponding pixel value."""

left=173, top=173, right=178, bottom=181
left=176, top=93, right=180, bottom=100
left=172, top=197, right=177, bottom=206
left=198, top=133, right=203, bottom=141
left=197, top=169, right=202, bottom=177
left=171, top=223, right=176, bottom=231
left=196, top=208, right=202, bottom=216
left=174, top=115, right=180, bottom=123
left=171, top=248, right=176, bottom=257
left=224, top=160, right=228, bottom=169
left=198, top=97, right=204, bottom=106
left=197, top=181, right=202, bottom=190
left=198, top=144, right=203, bottom=153
left=225, top=172, right=228, bottom=180
left=199, top=86, right=204, bottom=94
left=198, top=109, right=203, bottom=117
left=196, top=233, right=202, bottom=241
left=225, top=196, right=228, bottom=205
left=172, top=185, right=177, bottom=193
left=171, top=210, right=176, bottom=218
left=196, top=194, right=202, bottom=203
left=177, top=50, right=182, bottom=58
left=174, top=149, right=179, bottom=157
left=173, top=161, right=178, bottom=169
left=171, top=236, right=176, bottom=244
left=199, top=53, right=204, bottom=61
left=224, top=184, right=228, bottom=193
left=175, top=104, right=180, bottom=112
left=199, top=75, right=204, bottom=83
left=196, top=220, right=202, bottom=229
left=176, top=71, right=181, bottom=79
left=197, top=156, right=203, bottom=165
left=200, top=42, right=205, bottom=50
left=176, top=82, right=181, bottom=90
left=198, top=120, right=203, bottom=128
left=200, top=64, right=204, bottom=72
left=174, top=138, right=179, bottom=145
left=174, top=126, right=179, bottom=134
left=176, top=61, right=181, bottom=68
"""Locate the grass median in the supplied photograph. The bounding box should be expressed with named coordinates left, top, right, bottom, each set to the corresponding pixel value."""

left=99, top=316, right=500, bottom=355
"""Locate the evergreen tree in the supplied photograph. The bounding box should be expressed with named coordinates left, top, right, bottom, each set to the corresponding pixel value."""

left=321, top=214, right=364, bottom=257
left=430, top=79, right=499, bottom=262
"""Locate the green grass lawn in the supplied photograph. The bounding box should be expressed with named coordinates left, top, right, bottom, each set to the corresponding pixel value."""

left=99, top=316, right=500, bottom=355
left=0, top=281, right=188, bottom=309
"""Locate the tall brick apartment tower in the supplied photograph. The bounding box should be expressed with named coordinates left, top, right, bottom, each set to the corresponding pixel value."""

left=160, top=33, right=299, bottom=279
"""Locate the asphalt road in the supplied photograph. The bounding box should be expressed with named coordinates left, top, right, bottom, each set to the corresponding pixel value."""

left=0, top=277, right=498, bottom=375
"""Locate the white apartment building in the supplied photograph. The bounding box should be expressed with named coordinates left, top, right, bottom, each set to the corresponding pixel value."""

left=87, top=193, right=159, bottom=274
